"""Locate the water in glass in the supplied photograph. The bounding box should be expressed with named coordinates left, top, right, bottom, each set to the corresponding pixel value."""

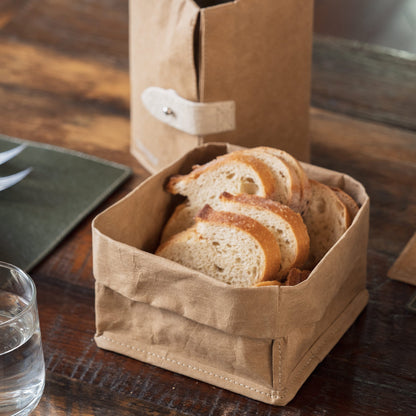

left=0, top=290, right=45, bottom=416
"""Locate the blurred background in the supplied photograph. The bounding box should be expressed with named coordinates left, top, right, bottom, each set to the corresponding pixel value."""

left=315, top=0, right=416, bottom=54
left=0, top=0, right=414, bottom=136
left=1, top=0, right=415, bottom=55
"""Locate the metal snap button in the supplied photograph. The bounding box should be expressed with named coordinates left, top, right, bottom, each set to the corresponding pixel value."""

left=162, top=106, right=174, bottom=116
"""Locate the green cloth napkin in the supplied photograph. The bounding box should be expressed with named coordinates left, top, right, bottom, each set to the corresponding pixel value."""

left=0, top=134, right=131, bottom=271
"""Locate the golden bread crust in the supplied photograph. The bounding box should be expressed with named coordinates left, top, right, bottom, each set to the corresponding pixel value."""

left=220, top=192, right=310, bottom=269
left=160, top=202, right=195, bottom=244
left=234, top=147, right=302, bottom=209
left=254, top=280, right=282, bottom=287
left=165, top=152, right=276, bottom=198
left=331, top=186, right=359, bottom=220
left=251, top=146, right=309, bottom=211
left=285, top=268, right=311, bottom=286
left=196, top=205, right=281, bottom=282
left=303, top=180, right=351, bottom=268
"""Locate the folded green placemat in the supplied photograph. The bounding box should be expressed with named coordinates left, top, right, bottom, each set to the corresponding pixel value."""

left=0, top=134, right=131, bottom=271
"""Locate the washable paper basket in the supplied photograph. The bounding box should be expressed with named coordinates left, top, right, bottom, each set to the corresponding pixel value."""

left=92, top=143, right=369, bottom=405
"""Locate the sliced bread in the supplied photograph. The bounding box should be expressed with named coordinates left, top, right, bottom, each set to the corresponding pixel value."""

left=162, top=148, right=306, bottom=242
left=156, top=205, right=281, bottom=288
left=166, top=152, right=276, bottom=206
left=236, top=147, right=302, bottom=210
left=160, top=202, right=194, bottom=243
left=302, top=180, right=351, bottom=268
left=331, top=186, right=360, bottom=220
left=285, top=268, right=311, bottom=286
left=163, top=152, right=277, bottom=242
left=218, top=192, right=310, bottom=277
left=260, top=146, right=310, bottom=214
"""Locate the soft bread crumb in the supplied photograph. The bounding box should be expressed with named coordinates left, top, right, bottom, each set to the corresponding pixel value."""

left=218, top=192, right=309, bottom=277
left=302, top=180, right=351, bottom=268
left=159, top=147, right=352, bottom=284
left=236, top=148, right=301, bottom=209
left=331, top=186, right=360, bottom=219
left=156, top=206, right=281, bottom=287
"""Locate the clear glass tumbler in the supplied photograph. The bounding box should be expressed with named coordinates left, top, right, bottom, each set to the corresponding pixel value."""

left=0, top=262, right=45, bottom=416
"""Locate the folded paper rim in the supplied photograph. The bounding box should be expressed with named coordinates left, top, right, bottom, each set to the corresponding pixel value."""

left=92, top=143, right=369, bottom=339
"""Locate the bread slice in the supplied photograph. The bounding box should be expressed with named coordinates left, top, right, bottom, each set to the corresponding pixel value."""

left=285, top=268, right=311, bottom=286
left=331, top=187, right=359, bottom=220
left=260, top=147, right=310, bottom=214
left=162, top=152, right=277, bottom=242
left=218, top=192, right=309, bottom=277
left=160, top=202, right=194, bottom=243
left=253, top=268, right=310, bottom=287
left=162, top=148, right=308, bottom=242
left=156, top=205, right=281, bottom=288
left=236, top=147, right=302, bottom=210
left=166, top=152, right=276, bottom=206
left=302, top=180, right=351, bottom=268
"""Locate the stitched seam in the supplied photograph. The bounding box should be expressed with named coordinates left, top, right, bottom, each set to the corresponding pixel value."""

left=278, top=338, right=283, bottom=392
left=100, top=335, right=280, bottom=400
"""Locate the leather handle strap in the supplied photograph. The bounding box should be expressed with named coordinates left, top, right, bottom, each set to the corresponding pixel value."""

left=141, top=87, right=236, bottom=136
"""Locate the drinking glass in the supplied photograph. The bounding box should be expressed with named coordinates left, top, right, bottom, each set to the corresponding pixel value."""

left=0, top=262, right=45, bottom=416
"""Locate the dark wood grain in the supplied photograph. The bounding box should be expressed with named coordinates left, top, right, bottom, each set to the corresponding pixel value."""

left=0, top=0, right=29, bottom=29
left=0, top=0, right=129, bottom=65
left=314, top=0, right=416, bottom=54
left=0, top=1, right=415, bottom=415
left=33, top=372, right=187, bottom=416
left=312, top=35, right=416, bottom=132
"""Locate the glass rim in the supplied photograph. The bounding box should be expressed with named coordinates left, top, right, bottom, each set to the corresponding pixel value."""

left=0, top=261, right=37, bottom=327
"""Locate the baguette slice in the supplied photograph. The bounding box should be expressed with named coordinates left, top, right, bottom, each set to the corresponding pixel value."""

left=285, top=268, right=311, bottom=286
left=161, top=148, right=305, bottom=242
left=331, top=187, right=360, bottom=220
left=156, top=205, right=281, bottom=288
left=260, top=146, right=310, bottom=214
left=218, top=192, right=309, bottom=277
left=162, top=152, right=277, bottom=243
left=166, top=152, right=276, bottom=206
left=302, top=180, right=351, bottom=268
left=236, top=147, right=302, bottom=211
left=160, top=202, right=194, bottom=243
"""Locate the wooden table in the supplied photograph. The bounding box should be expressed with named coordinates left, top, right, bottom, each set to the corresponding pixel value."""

left=1, top=1, right=415, bottom=415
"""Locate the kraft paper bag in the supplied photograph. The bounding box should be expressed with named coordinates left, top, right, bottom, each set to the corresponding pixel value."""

left=130, top=0, right=314, bottom=173
left=93, top=143, right=369, bottom=405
